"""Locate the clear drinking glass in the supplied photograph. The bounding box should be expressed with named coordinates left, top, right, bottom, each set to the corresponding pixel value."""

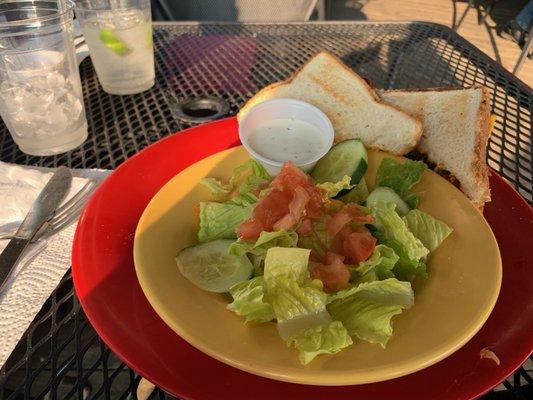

left=0, top=0, right=88, bottom=156
left=74, top=0, right=155, bottom=95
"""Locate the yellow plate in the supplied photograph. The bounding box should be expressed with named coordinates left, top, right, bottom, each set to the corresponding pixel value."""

left=134, top=147, right=501, bottom=386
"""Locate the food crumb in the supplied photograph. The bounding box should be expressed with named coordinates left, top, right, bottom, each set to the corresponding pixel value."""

left=480, top=348, right=500, bottom=365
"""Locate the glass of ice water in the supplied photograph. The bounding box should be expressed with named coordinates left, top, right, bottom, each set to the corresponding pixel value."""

left=74, top=0, right=155, bottom=95
left=0, top=0, right=88, bottom=156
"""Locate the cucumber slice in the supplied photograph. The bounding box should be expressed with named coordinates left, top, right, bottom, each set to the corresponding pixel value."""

left=311, top=139, right=368, bottom=186
left=366, top=187, right=410, bottom=216
left=176, top=239, right=253, bottom=293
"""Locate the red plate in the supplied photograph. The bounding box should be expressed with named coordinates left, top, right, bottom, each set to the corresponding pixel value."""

left=72, top=117, right=533, bottom=400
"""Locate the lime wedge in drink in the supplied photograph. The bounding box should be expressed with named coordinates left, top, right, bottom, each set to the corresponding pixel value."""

left=99, top=27, right=130, bottom=55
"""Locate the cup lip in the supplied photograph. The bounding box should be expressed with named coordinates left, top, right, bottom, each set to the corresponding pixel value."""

left=0, top=0, right=74, bottom=28
left=238, top=98, right=334, bottom=168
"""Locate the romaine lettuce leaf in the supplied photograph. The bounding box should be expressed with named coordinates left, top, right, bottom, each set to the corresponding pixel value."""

left=198, top=201, right=252, bottom=242
left=227, top=276, right=275, bottom=323
left=263, top=247, right=311, bottom=286
left=270, top=279, right=327, bottom=322
left=269, top=278, right=330, bottom=340
left=230, top=159, right=269, bottom=197
left=230, top=159, right=269, bottom=185
left=200, top=159, right=268, bottom=203
left=338, top=178, right=369, bottom=204
left=355, top=244, right=399, bottom=283
left=403, top=193, right=420, bottom=209
left=317, top=175, right=353, bottom=198
left=226, top=192, right=258, bottom=207
left=199, top=177, right=232, bottom=201
left=288, top=321, right=353, bottom=365
left=392, top=258, right=427, bottom=282
left=403, top=209, right=453, bottom=252
left=198, top=160, right=269, bottom=242
left=229, top=230, right=299, bottom=276
left=327, top=278, right=414, bottom=346
left=229, top=230, right=298, bottom=257
left=373, top=202, right=429, bottom=263
left=375, top=158, right=427, bottom=197
left=262, top=247, right=332, bottom=340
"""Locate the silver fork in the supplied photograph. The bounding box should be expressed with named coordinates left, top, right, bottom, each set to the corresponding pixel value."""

left=0, top=179, right=98, bottom=291
left=0, top=180, right=98, bottom=242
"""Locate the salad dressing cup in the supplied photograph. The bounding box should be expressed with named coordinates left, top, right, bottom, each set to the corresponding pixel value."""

left=238, top=99, right=334, bottom=175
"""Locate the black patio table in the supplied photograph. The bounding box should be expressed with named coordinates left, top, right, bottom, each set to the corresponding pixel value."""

left=0, top=21, right=531, bottom=399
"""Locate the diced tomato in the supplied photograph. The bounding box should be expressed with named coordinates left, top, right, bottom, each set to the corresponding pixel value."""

left=342, top=231, right=377, bottom=264
left=236, top=161, right=327, bottom=239
left=329, top=225, right=350, bottom=255
left=297, top=219, right=313, bottom=236
left=289, top=186, right=310, bottom=220
left=327, top=199, right=345, bottom=213
left=251, top=180, right=270, bottom=196
left=271, top=161, right=311, bottom=191
left=344, top=203, right=374, bottom=224
left=311, top=251, right=350, bottom=293
left=273, top=214, right=295, bottom=231
left=326, top=212, right=352, bottom=237
left=353, top=224, right=370, bottom=234
left=337, top=225, right=354, bottom=241
left=236, top=219, right=264, bottom=240
left=271, top=162, right=324, bottom=219
left=305, top=186, right=325, bottom=219
left=325, top=251, right=345, bottom=264
left=273, top=186, right=310, bottom=230
left=252, top=188, right=290, bottom=229
left=309, top=250, right=323, bottom=263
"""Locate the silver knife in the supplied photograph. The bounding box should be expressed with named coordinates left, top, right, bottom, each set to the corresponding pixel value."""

left=0, top=166, right=72, bottom=291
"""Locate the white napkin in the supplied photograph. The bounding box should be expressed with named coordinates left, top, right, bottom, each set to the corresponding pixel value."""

left=0, top=161, right=108, bottom=369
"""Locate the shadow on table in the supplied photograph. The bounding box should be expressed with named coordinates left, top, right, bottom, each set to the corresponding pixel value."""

left=326, top=0, right=368, bottom=21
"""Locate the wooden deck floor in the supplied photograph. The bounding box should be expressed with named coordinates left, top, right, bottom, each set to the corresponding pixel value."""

left=328, top=0, right=532, bottom=86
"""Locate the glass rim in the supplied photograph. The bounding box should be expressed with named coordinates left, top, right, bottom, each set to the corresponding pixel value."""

left=0, top=0, right=75, bottom=28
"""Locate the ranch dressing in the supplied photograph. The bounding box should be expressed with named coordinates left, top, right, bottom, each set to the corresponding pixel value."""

left=248, top=118, right=327, bottom=163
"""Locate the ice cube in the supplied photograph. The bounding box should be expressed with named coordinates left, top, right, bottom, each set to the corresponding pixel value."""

left=21, top=88, right=52, bottom=115
left=46, top=72, right=67, bottom=96
left=101, top=9, right=145, bottom=30
left=0, top=82, right=24, bottom=103
left=39, top=104, right=69, bottom=135
left=28, top=72, right=67, bottom=100
left=62, top=93, right=83, bottom=120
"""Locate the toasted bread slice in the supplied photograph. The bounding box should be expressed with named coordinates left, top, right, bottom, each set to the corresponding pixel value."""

left=379, top=87, right=492, bottom=208
left=238, top=51, right=422, bottom=155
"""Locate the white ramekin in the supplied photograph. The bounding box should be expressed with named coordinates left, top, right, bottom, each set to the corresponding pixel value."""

left=238, top=98, right=334, bottom=176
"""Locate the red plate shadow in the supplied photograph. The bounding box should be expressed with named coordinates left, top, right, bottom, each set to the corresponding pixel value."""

left=72, top=117, right=533, bottom=400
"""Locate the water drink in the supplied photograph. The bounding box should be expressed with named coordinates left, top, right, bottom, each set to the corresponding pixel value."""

left=0, top=1, right=88, bottom=156
left=80, top=9, right=155, bottom=95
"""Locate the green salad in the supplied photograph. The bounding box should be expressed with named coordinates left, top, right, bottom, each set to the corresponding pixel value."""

left=176, top=139, right=453, bottom=365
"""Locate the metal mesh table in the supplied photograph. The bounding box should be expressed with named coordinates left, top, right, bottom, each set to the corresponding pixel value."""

left=0, top=22, right=531, bottom=399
